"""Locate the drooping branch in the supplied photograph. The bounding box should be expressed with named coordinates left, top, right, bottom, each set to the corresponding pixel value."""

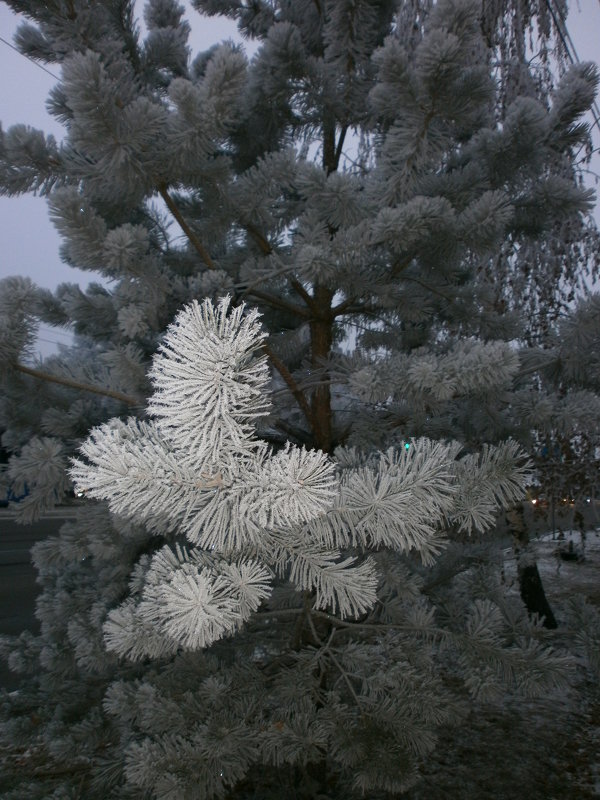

left=13, top=362, right=143, bottom=406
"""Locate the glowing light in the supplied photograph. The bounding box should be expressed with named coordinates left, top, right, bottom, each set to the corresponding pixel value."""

left=531, top=499, right=537, bottom=505
left=404, top=443, right=410, bottom=450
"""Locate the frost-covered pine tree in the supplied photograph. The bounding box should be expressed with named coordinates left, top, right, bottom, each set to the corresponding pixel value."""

left=1, top=0, right=599, bottom=797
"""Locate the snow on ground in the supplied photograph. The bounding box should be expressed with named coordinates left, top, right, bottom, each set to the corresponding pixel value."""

left=500, top=528, right=600, bottom=798
left=504, top=527, right=600, bottom=609
left=410, top=526, right=600, bottom=799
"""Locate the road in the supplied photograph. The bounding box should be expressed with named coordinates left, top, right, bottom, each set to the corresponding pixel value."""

left=0, top=509, right=76, bottom=690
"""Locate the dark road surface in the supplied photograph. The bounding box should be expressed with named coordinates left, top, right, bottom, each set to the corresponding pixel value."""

left=0, top=510, right=75, bottom=690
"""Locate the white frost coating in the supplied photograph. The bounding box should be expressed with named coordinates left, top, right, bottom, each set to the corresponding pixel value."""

left=72, top=298, right=379, bottom=653
left=147, top=296, right=271, bottom=466
left=72, top=296, right=531, bottom=654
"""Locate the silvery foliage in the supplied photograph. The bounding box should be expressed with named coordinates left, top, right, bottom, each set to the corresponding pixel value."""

left=0, top=0, right=597, bottom=796
left=0, top=276, right=39, bottom=365
left=72, top=296, right=529, bottom=658
left=71, top=296, right=349, bottom=655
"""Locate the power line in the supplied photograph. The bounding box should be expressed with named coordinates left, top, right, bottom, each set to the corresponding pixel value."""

left=0, top=34, right=59, bottom=80
left=39, top=324, right=74, bottom=340
left=39, top=325, right=75, bottom=344
left=36, top=336, right=68, bottom=346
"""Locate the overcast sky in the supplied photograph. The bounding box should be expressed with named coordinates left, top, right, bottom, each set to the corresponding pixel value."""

left=1, top=1, right=599, bottom=354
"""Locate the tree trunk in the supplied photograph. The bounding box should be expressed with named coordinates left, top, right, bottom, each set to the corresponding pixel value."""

left=505, top=505, right=557, bottom=629
left=309, top=285, right=334, bottom=453
left=518, top=563, right=557, bottom=629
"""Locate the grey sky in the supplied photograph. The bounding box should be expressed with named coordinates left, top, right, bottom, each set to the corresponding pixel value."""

left=1, top=1, right=599, bottom=355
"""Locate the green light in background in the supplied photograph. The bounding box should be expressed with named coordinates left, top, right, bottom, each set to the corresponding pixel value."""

left=404, top=443, right=410, bottom=450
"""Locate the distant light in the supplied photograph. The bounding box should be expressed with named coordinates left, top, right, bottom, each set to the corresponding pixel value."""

left=532, top=498, right=537, bottom=505
left=586, top=498, right=591, bottom=503
left=405, top=443, right=410, bottom=450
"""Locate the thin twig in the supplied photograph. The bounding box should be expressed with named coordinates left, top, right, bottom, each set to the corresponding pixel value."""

left=252, top=608, right=304, bottom=621
left=311, top=610, right=459, bottom=644
left=317, top=630, right=364, bottom=710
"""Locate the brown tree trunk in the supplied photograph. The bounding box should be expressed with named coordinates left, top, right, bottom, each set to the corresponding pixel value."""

left=309, top=285, right=335, bottom=453
left=308, top=113, right=339, bottom=454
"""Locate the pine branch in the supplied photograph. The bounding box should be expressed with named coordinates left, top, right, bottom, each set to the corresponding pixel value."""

left=13, top=362, right=143, bottom=406
left=400, top=274, right=454, bottom=303
left=247, top=289, right=311, bottom=319
left=334, top=126, right=348, bottom=172
left=157, top=190, right=312, bottom=421
left=331, top=297, right=357, bottom=316
left=331, top=300, right=385, bottom=318
left=236, top=264, right=308, bottom=301
left=262, top=344, right=314, bottom=427
left=389, top=255, right=415, bottom=279
left=290, top=279, right=315, bottom=310
left=242, top=223, right=315, bottom=312
left=158, top=184, right=217, bottom=271
left=244, top=222, right=273, bottom=255
left=159, top=197, right=310, bottom=320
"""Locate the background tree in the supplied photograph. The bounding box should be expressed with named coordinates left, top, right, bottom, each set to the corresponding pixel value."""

left=0, top=0, right=599, bottom=797
left=520, top=293, right=600, bottom=532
